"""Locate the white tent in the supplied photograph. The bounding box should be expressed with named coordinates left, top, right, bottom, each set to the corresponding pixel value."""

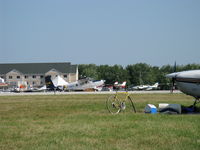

left=52, top=75, right=68, bottom=87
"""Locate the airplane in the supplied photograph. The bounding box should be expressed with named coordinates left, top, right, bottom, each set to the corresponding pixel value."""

left=131, top=82, right=159, bottom=91
left=12, top=81, right=28, bottom=92
left=12, top=81, right=46, bottom=93
left=166, top=70, right=200, bottom=107
left=113, top=81, right=127, bottom=90
left=45, top=75, right=105, bottom=91
left=146, top=83, right=159, bottom=90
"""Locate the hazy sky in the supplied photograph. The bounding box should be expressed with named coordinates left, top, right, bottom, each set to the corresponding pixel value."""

left=0, top=0, right=200, bottom=66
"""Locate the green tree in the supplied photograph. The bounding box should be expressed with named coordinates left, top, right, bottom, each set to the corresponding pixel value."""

left=78, top=64, right=98, bottom=79
left=97, top=65, right=128, bottom=84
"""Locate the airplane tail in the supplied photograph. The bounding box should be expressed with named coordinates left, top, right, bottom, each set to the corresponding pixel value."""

left=153, top=82, right=159, bottom=87
left=122, top=81, right=127, bottom=86
left=45, top=76, right=55, bottom=89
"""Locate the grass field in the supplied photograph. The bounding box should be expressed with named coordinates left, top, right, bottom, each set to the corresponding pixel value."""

left=0, top=93, right=200, bottom=150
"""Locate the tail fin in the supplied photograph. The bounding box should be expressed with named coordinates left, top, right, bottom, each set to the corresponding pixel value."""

left=153, top=82, right=159, bottom=87
left=45, top=76, right=55, bottom=89
left=122, top=81, right=127, bottom=86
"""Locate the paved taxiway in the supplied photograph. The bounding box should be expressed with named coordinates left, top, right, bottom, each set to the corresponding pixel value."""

left=0, top=90, right=182, bottom=96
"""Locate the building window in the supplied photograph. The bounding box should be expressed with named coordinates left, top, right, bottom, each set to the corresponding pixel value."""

left=64, top=75, right=67, bottom=78
left=25, top=76, right=28, bottom=79
left=9, top=76, right=12, bottom=79
left=32, top=75, right=36, bottom=79
left=17, top=76, right=20, bottom=79
left=40, top=75, right=44, bottom=78
left=32, top=82, right=35, bottom=85
left=40, top=81, right=43, bottom=85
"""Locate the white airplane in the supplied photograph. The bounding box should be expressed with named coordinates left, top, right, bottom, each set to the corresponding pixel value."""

left=66, top=78, right=105, bottom=91
left=166, top=70, right=200, bottom=107
left=113, top=81, right=127, bottom=89
left=146, top=83, right=159, bottom=90
left=132, top=82, right=159, bottom=91
left=45, top=76, right=105, bottom=91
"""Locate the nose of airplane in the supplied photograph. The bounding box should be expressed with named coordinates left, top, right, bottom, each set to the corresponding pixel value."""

left=166, top=72, right=179, bottom=78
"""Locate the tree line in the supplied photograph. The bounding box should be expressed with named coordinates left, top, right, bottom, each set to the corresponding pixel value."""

left=78, top=63, right=200, bottom=90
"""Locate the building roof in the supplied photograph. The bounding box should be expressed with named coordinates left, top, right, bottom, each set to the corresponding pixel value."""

left=0, top=62, right=77, bottom=74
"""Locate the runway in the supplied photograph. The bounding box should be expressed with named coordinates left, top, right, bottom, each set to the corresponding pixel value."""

left=0, top=90, right=182, bottom=96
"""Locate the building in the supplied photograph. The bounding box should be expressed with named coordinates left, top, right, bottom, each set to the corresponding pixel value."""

left=0, top=62, right=78, bottom=88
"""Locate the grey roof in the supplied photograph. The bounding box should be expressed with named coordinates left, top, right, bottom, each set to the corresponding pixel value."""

left=0, top=62, right=77, bottom=74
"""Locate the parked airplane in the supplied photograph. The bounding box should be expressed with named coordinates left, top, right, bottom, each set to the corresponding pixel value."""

left=166, top=70, right=200, bottom=107
left=113, top=81, right=127, bottom=89
left=131, top=82, right=159, bottom=91
left=45, top=76, right=105, bottom=91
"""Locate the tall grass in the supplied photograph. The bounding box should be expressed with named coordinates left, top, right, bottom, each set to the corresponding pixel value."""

left=0, top=94, right=200, bottom=150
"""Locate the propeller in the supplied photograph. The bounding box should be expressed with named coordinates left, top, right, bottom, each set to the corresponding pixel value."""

left=170, top=62, right=176, bottom=93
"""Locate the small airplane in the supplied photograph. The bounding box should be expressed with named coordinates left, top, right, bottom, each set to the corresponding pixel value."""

left=131, top=82, right=159, bottom=91
left=45, top=76, right=105, bottom=91
left=113, top=81, right=127, bottom=89
left=166, top=70, right=200, bottom=107
left=12, top=81, right=28, bottom=92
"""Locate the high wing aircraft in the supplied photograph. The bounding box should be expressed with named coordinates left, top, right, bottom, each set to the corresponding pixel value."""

left=113, top=81, right=127, bottom=89
left=166, top=70, right=200, bottom=107
left=131, top=82, right=159, bottom=91
left=45, top=76, right=105, bottom=91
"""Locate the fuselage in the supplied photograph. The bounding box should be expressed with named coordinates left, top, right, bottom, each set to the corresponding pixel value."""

left=166, top=70, right=200, bottom=98
left=67, top=80, right=105, bottom=91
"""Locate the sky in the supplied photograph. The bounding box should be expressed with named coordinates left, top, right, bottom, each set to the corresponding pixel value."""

left=0, top=0, right=200, bottom=67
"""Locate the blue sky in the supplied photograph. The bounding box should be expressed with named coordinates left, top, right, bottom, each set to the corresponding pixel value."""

left=0, top=0, right=200, bottom=66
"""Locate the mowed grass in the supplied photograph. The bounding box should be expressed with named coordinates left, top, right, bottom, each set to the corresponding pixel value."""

left=0, top=93, right=200, bottom=150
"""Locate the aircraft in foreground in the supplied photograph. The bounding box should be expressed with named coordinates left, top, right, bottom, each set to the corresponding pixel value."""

left=45, top=76, right=105, bottom=91
left=131, top=82, right=159, bottom=91
left=166, top=70, right=200, bottom=107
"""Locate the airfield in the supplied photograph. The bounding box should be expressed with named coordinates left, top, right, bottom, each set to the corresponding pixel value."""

left=0, top=90, right=181, bottom=96
left=0, top=91, right=200, bottom=150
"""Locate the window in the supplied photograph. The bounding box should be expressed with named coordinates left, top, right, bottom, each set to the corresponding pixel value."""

left=40, top=75, right=44, bottom=78
left=40, top=81, right=43, bottom=85
left=9, top=76, right=12, bottom=79
left=64, top=75, right=67, bottom=78
left=32, top=75, right=36, bottom=79
left=32, top=82, right=35, bottom=85
left=17, top=76, right=20, bottom=79
left=25, top=76, right=28, bottom=79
